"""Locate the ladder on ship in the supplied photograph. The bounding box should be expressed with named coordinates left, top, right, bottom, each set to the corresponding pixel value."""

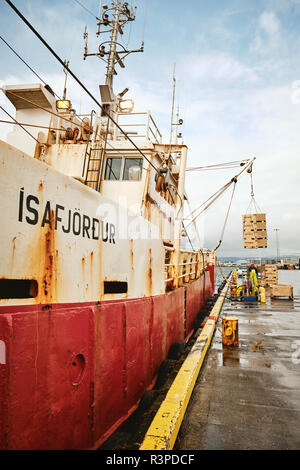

left=83, top=146, right=103, bottom=191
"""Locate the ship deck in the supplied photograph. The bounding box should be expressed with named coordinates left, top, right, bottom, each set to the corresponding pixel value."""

left=176, top=286, right=300, bottom=450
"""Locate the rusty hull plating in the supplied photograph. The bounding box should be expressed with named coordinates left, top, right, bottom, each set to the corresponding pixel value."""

left=0, top=140, right=216, bottom=449
left=0, top=84, right=217, bottom=451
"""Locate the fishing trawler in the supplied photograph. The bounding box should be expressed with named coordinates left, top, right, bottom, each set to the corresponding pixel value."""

left=0, top=1, right=255, bottom=450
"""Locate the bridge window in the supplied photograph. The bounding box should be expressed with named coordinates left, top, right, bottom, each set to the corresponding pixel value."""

left=104, top=157, right=122, bottom=180
left=104, top=157, right=143, bottom=181
left=123, top=158, right=142, bottom=180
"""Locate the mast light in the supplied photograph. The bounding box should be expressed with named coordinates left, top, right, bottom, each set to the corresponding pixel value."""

left=118, top=99, right=134, bottom=113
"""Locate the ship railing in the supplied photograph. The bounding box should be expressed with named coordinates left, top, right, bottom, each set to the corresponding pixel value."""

left=115, top=111, right=162, bottom=144
left=164, top=248, right=211, bottom=288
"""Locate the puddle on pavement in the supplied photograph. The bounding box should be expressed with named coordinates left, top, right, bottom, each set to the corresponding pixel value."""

left=216, top=349, right=273, bottom=369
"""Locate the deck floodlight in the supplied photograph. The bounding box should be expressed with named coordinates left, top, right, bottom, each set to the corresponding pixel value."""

left=118, top=98, right=134, bottom=113
left=178, top=118, right=183, bottom=125
left=56, top=99, right=71, bottom=111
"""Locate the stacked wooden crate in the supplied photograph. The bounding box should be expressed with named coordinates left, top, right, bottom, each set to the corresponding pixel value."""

left=270, top=284, right=293, bottom=300
left=242, top=213, right=267, bottom=249
left=259, top=264, right=278, bottom=287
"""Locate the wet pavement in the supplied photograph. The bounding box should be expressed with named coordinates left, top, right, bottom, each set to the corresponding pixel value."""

left=177, top=272, right=300, bottom=450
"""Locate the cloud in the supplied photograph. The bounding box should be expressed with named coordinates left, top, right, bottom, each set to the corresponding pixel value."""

left=259, top=11, right=280, bottom=35
left=251, top=11, right=281, bottom=54
left=180, top=52, right=259, bottom=85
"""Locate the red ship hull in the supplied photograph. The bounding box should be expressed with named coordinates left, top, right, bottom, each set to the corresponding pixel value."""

left=0, top=266, right=215, bottom=450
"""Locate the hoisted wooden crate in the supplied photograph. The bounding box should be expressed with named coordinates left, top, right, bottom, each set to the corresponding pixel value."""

left=242, top=213, right=267, bottom=249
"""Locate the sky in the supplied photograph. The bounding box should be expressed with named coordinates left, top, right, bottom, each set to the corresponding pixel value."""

left=0, top=0, right=300, bottom=258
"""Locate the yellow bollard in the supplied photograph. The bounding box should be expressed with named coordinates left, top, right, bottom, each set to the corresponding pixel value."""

left=259, top=287, right=266, bottom=303
left=230, top=269, right=238, bottom=297
left=222, top=317, right=239, bottom=347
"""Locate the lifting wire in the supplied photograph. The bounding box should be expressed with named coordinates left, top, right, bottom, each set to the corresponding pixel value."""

left=185, top=157, right=255, bottom=229
left=4, top=0, right=160, bottom=176
left=214, top=178, right=237, bottom=251
left=246, top=170, right=262, bottom=214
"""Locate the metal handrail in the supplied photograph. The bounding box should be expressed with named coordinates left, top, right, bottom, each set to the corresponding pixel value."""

left=116, top=110, right=162, bottom=144
left=164, top=248, right=206, bottom=285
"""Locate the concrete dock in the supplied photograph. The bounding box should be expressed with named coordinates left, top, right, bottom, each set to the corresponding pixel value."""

left=177, top=291, right=300, bottom=450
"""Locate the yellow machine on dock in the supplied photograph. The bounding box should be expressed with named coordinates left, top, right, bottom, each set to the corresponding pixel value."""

left=231, top=268, right=265, bottom=302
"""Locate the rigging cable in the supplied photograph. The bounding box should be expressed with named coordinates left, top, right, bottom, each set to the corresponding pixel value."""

left=167, top=184, right=194, bottom=251
left=141, top=0, right=149, bottom=44
left=185, top=180, right=233, bottom=224
left=186, top=160, right=249, bottom=172
left=0, top=35, right=61, bottom=100
left=72, top=0, right=98, bottom=19
left=4, top=0, right=160, bottom=176
left=166, top=184, right=193, bottom=250
left=183, top=222, right=195, bottom=251
left=0, top=105, right=40, bottom=144
left=0, top=118, right=66, bottom=132
left=185, top=158, right=255, bottom=229
left=1, top=89, right=87, bottom=131
left=0, top=35, right=85, bottom=124
left=214, top=178, right=237, bottom=251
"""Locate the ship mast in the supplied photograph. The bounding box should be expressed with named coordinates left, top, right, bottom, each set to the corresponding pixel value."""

left=106, top=0, right=122, bottom=89
left=83, top=0, right=144, bottom=110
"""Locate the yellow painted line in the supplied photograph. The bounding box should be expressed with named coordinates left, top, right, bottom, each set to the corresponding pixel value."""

left=140, top=273, right=233, bottom=450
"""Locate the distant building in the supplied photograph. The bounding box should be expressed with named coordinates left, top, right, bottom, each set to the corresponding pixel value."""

left=281, top=257, right=300, bottom=266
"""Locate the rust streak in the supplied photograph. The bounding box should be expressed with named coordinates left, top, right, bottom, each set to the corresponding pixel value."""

left=42, top=210, right=56, bottom=303
left=147, top=248, right=153, bottom=296
left=11, top=236, right=17, bottom=266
